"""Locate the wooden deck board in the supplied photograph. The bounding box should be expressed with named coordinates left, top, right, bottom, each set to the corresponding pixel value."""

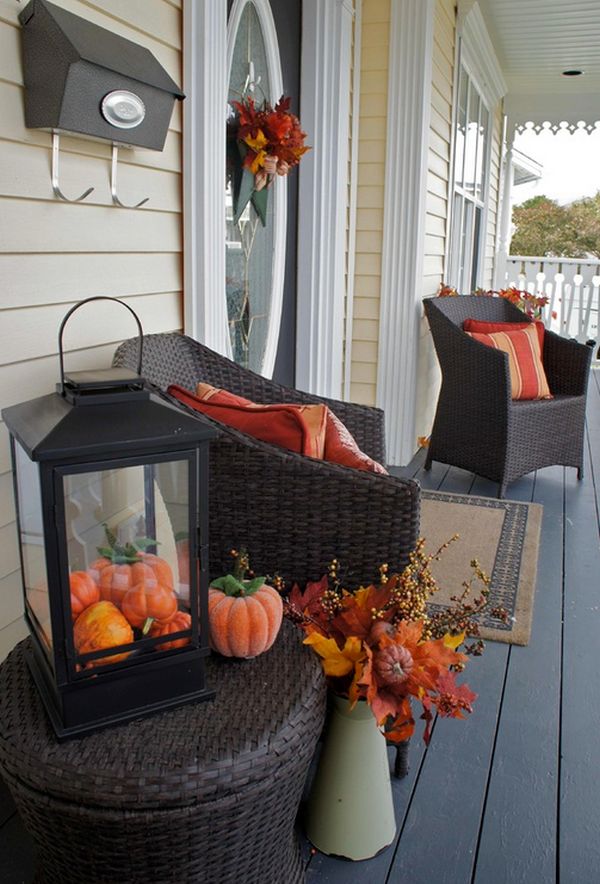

left=384, top=467, right=515, bottom=883
left=559, top=431, right=600, bottom=883
left=386, top=645, right=509, bottom=884
left=473, top=465, right=564, bottom=884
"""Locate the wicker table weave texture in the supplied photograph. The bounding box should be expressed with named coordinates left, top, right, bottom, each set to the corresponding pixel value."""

left=0, top=621, right=326, bottom=884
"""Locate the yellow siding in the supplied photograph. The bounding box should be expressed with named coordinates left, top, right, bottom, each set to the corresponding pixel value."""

left=415, top=0, right=455, bottom=441
left=350, top=0, right=390, bottom=406
left=0, top=0, right=183, bottom=659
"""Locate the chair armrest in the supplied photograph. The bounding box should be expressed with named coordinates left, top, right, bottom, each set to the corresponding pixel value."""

left=543, top=331, right=592, bottom=396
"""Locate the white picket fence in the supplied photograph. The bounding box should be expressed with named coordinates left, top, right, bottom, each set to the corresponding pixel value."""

left=504, top=256, right=600, bottom=352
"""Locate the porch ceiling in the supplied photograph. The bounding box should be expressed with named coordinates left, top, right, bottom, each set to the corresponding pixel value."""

left=478, top=0, right=600, bottom=96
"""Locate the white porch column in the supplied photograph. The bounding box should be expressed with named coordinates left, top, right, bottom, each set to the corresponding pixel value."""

left=376, top=0, right=435, bottom=465
left=494, top=127, right=515, bottom=290
left=296, top=0, right=354, bottom=398
left=182, top=0, right=230, bottom=354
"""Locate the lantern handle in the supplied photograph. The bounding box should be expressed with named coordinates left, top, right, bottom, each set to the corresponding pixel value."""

left=58, top=296, right=144, bottom=394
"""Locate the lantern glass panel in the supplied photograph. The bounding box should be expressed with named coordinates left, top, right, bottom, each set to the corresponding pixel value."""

left=62, top=457, right=193, bottom=669
left=15, top=441, right=52, bottom=654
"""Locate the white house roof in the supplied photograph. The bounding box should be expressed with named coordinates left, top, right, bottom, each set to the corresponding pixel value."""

left=512, top=147, right=543, bottom=185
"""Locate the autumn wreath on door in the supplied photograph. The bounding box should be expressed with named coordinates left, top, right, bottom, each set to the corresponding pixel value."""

left=228, top=94, right=310, bottom=226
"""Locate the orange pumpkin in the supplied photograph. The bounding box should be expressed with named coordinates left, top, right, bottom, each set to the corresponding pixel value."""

left=90, top=526, right=174, bottom=595
left=140, top=553, right=174, bottom=589
left=69, top=571, right=100, bottom=622
left=121, top=582, right=178, bottom=629
left=150, top=611, right=192, bottom=651
left=87, top=556, right=111, bottom=586
left=97, top=561, right=157, bottom=609
left=73, top=601, right=133, bottom=667
left=208, top=583, right=283, bottom=658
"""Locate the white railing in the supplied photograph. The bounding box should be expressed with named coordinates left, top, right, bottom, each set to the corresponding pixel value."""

left=504, top=255, right=600, bottom=347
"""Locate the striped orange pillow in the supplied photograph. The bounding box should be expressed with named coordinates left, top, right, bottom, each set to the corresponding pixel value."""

left=466, top=323, right=552, bottom=400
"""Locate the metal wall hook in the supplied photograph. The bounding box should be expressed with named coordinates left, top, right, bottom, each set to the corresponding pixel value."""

left=52, top=133, right=95, bottom=202
left=110, top=144, right=149, bottom=208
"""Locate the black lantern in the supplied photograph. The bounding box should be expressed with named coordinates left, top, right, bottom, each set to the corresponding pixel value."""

left=2, top=298, right=217, bottom=739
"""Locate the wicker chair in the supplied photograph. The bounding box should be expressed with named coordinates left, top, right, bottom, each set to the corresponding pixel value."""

left=423, top=296, right=593, bottom=497
left=113, top=333, right=420, bottom=587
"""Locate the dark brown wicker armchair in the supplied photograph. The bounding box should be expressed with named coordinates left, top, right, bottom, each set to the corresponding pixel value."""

left=114, top=333, right=420, bottom=587
left=423, top=296, right=593, bottom=497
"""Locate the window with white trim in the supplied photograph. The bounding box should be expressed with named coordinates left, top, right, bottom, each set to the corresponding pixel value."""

left=449, top=63, right=490, bottom=292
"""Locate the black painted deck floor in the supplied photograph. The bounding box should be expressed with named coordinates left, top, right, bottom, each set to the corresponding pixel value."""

left=2, top=370, right=600, bottom=884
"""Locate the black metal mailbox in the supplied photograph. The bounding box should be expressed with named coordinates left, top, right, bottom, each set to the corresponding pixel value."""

left=19, top=0, right=184, bottom=150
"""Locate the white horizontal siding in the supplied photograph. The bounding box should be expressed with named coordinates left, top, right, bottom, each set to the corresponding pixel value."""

left=0, top=253, right=182, bottom=309
left=0, top=293, right=181, bottom=367
left=0, top=0, right=183, bottom=654
left=0, top=140, right=181, bottom=212
left=0, top=199, right=181, bottom=252
left=0, top=618, right=28, bottom=664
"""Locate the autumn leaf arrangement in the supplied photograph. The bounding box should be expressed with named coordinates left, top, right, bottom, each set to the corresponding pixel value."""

left=438, top=282, right=553, bottom=321
left=231, top=94, right=310, bottom=191
left=283, top=538, right=508, bottom=745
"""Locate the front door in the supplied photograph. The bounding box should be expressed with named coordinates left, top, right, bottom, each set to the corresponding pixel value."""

left=225, top=0, right=301, bottom=386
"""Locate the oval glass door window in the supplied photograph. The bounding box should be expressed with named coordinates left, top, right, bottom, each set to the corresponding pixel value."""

left=226, top=0, right=286, bottom=377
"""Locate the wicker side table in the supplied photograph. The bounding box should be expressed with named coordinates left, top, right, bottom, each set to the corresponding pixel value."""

left=0, top=621, right=326, bottom=884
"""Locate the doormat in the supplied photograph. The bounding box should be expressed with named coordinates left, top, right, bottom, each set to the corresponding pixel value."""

left=420, top=490, right=543, bottom=646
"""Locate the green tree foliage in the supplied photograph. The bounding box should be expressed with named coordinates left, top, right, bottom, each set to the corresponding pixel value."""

left=510, top=192, right=600, bottom=258
left=568, top=192, right=600, bottom=258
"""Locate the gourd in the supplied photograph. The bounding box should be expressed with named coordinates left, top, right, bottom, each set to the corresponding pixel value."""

left=150, top=611, right=192, bottom=651
left=121, top=582, right=178, bottom=630
left=73, top=601, right=133, bottom=667
left=369, top=620, right=395, bottom=645
left=373, top=643, right=414, bottom=687
left=69, top=571, right=100, bottom=621
left=208, top=551, right=283, bottom=658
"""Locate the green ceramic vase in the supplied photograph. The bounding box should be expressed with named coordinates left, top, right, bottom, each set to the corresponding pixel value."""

left=305, top=694, right=397, bottom=860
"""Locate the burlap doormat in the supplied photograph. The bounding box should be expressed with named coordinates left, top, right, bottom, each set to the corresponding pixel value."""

left=420, top=490, right=543, bottom=646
